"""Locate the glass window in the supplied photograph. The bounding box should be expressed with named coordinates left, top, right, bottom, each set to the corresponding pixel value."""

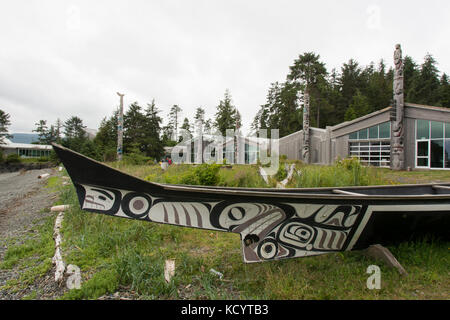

left=379, top=122, right=390, bottom=139
left=417, top=141, right=428, bottom=157
left=446, top=123, right=450, bottom=139
left=349, top=132, right=357, bottom=140
left=417, top=158, right=428, bottom=167
left=430, top=139, right=444, bottom=168
left=416, top=120, right=429, bottom=140
left=430, top=121, right=444, bottom=139
left=369, top=126, right=378, bottom=139
left=358, top=128, right=368, bottom=140
left=445, top=140, right=450, bottom=168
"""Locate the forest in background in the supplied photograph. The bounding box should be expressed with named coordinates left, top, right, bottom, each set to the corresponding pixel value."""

left=1, top=51, right=449, bottom=161
left=252, top=52, right=450, bottom=138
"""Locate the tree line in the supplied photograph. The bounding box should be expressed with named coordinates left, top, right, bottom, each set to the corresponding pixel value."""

left=1, top=50, right=449, bottom=162
left=0, top=89, right=243, bottom=162
left=252, top=52, right=450, bottom=137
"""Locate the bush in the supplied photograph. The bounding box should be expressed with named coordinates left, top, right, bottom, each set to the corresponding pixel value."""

left=122, top=144, right=152, bottom=165
left=49, top=150, right=61, bottom=164
left=294, top=157, right=389, bottom=188
left=80, top=140, right=102, bottom=161
left=0, top=149, right=4, bottom=164
left=194, top=163, right=221, bottom=185
left=37, top=156, right=50, bottom=163
left=177, top=163, right=221, bottom=186
left=103, top=148, right=117, bottom=162
left=123, top=153, right=152, bottom=165
left=275, top=163, right=288, bottom=181
left=218, top=165, right=267, bottom=188
left=335, top=156, right=362, bottom=171
left=5, top=154, right=20, bottom=164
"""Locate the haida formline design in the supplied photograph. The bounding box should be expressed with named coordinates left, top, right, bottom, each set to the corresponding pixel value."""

left=52, top=144, right=450, bottom=263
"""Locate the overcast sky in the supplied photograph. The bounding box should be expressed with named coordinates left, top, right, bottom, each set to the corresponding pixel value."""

left=1, top=0, right=449, bottom=135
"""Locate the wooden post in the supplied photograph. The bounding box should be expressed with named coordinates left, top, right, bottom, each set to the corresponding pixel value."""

left=117, top=92, right=125, bottom=161
left=302, top=88, right=310, bottom=164
left=391, top=44, right=405, bottom=170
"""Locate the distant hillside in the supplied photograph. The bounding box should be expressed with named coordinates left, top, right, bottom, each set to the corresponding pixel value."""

left=10, top=133, right=40, bottom=144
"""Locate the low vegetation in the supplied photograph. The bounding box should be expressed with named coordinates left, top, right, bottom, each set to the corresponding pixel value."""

left=291, top=157, right=397, bottom=188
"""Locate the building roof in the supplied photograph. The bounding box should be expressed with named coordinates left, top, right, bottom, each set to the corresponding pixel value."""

left=279, top=126, right=327, bottom=140
left=328, top=102, right=450, bottom=132
left=0, top=138, right=52, bottom=150
left=405, top=102, right=450, bottom=113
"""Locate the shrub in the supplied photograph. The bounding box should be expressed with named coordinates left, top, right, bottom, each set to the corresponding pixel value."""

left=103, top=148, right=117, bottom=162
left=122, top=144, right=152, bottom=165
left=194, top=163, right=221, bottom=185
left=294, top=158, right=388, bottom=188
left=165, top=163, right=221, bottom=186
left=5, top=153, right=20, bottom=164
left=49, top=150, right=61, bottom=164
left=37, top=156, right=50, bottom=163
left=275, top=162, right=287, bottom=181
left=218, top=165, right=267, bottom=188
left=335, top=156, right=362, bottom=171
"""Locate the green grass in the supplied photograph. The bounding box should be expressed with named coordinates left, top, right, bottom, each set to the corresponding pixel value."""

left=291, top=157, right=395, bottom=188
left=0, top=209, right=55, bottom=293
left=0, top=175, right=64, bottom=296
left=54, top=161, right=448, bottom=300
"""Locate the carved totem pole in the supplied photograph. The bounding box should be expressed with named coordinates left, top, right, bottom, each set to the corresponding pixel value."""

left=117, top=92, right=125, bottom=161
left=391, top=44, right=405, bottom=170
left=302, top=89, right=310, bottom=164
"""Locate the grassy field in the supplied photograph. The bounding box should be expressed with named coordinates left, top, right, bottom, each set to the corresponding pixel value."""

left=1, top=160, right=449, bottom=300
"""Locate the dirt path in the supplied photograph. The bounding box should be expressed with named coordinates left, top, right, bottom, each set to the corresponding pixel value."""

left=0, top=167, right=63, bottom=299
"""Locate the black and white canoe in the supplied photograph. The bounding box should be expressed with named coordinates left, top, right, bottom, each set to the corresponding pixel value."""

left=52, top=144, right=450, bottom=263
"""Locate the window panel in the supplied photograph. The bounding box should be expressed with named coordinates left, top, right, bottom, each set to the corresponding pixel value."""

left=417, top=158, right=428, bottom=167
left=358, top=128, right=368, bottom=140
left=379, top=122, right=391, bottom=139
left=430, top=139, right=444, bottom=168
left=369, top=126, right=378, bottom=139
left=416, top=120, right=429, bottom=139
left=445, top=139, right=450, bottom=168
left=349, top=132, right=357, bottom=140
left=417, top=141, right=428, bottom=157
left=430, top=121, right=444, bottom=139
left=446, top=123, right=450, bottom=139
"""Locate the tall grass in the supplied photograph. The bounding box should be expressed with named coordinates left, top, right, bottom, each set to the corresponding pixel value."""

left=293, top=157, right=394, bottom=188
left=142, top=163, right=269, bottom=188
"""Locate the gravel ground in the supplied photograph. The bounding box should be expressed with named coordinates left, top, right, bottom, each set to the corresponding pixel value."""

left=0, top=167, right=66, bottom=300
left=0, top=168, right=142, bottom=300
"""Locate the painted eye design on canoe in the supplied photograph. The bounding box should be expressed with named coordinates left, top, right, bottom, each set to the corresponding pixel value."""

left=257, top=238, right=279, bottom=260
left=121, top=192, right=152, bottom=219
left=277, top=220, right=316, bottom=251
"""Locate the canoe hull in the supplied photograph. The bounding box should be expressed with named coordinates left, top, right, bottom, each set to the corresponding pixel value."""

left=53, top=144, right=450, bottom=263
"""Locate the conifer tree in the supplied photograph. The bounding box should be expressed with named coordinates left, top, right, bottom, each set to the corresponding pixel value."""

left=0, top=109, right=11, bottom=145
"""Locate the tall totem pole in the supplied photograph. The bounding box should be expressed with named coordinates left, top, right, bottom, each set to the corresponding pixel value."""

left=117, top=92, right=125, bottom=161
left=302, top=88, right=310, bottom=164
left=391, top=44, right=405, bottom=170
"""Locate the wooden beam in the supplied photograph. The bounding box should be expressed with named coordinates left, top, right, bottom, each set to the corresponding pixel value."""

left=432, top=185, right=450, bottom=191
left=332, top=189, right=367, bottom=196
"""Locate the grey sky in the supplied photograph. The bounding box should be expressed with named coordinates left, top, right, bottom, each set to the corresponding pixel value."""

left=1, top=0, right=449, bottom=135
